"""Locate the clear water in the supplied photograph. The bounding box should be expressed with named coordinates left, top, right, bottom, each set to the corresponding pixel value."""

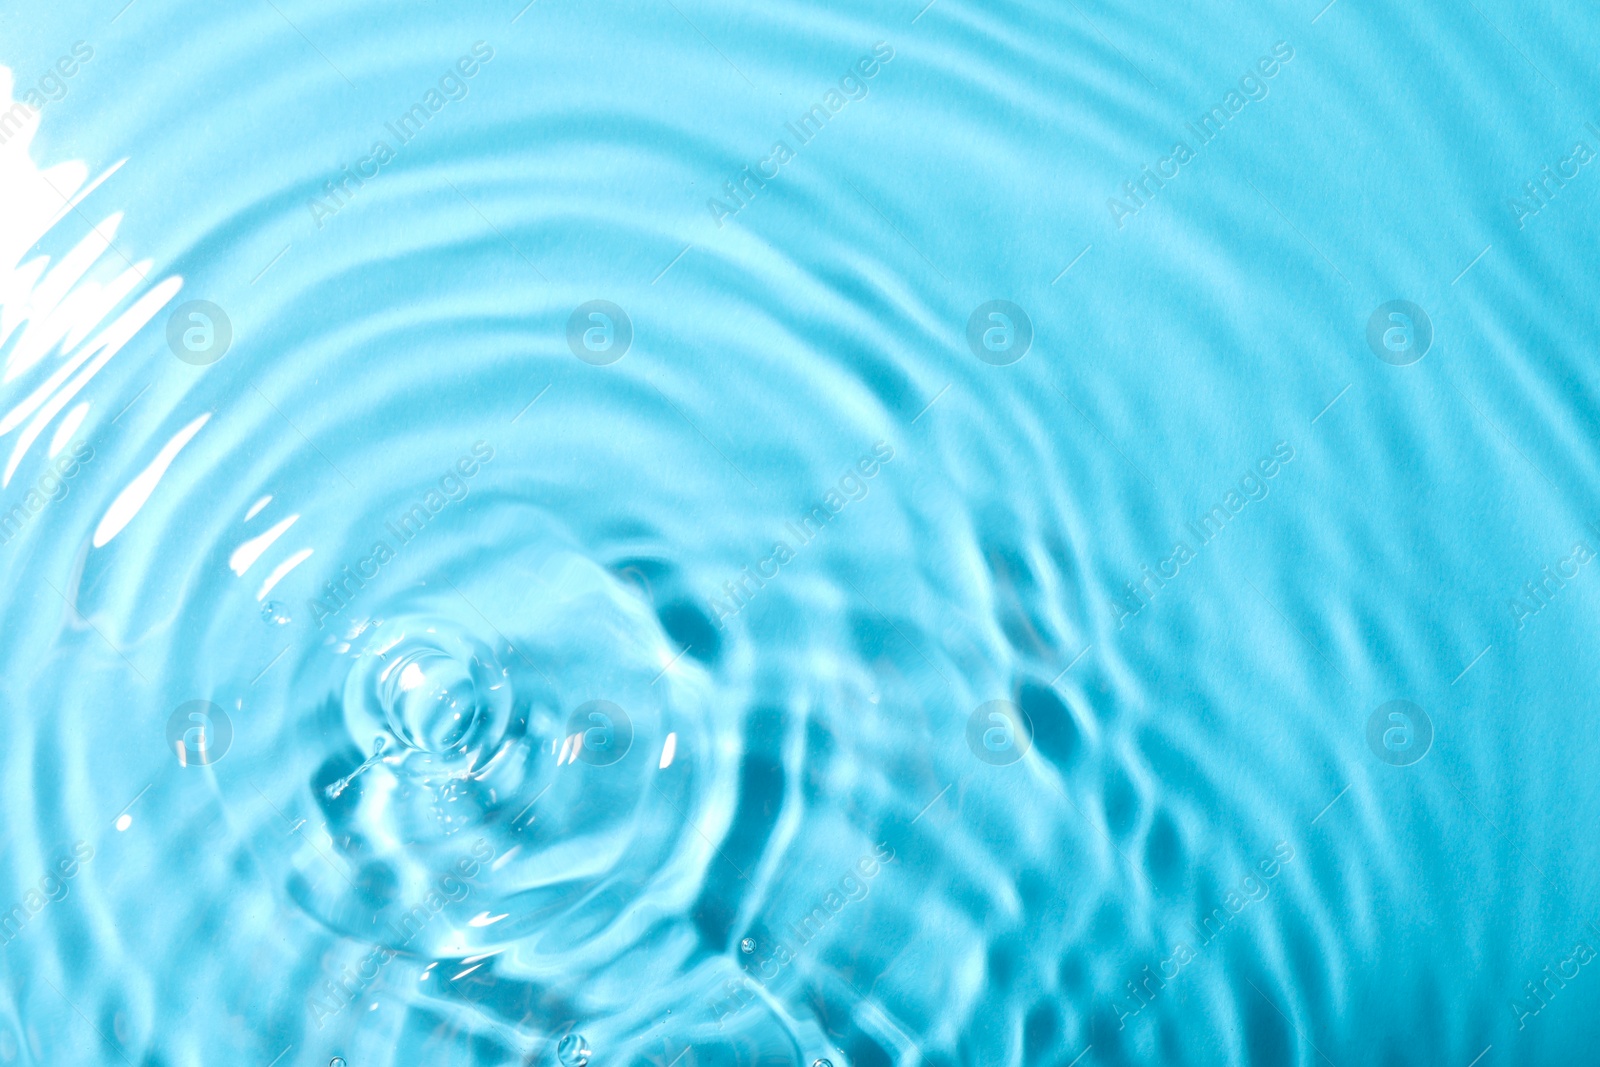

left=2, top=1, right=1598, bottom=1065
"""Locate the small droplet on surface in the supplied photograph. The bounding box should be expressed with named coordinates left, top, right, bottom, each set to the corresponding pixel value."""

left=812, top=1059, right=834, bottom=1067
left=330, top=1058, right=347, bottom=1067
left=558, top=1033, right=591, bottom=1067
left=261, top=600, right=291, bottom=625
left=740, top=937, right=755, bottom=953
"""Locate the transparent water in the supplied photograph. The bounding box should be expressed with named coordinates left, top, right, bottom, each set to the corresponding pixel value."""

left=2, top=1, right=1599, bottom=1065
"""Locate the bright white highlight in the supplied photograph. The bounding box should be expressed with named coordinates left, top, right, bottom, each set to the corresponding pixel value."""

left=92, top=412, right=209, bottom=547
left=49, top=401, right=87, bottom=455
left=228, top=513, right=299, bottom=575
left=256, top=547, right=312, bottom=600
left=0, top=66, right=183, bottom=494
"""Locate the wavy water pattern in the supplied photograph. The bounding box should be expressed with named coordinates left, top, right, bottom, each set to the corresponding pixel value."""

left=3, top=1, right=1600, bottom=1066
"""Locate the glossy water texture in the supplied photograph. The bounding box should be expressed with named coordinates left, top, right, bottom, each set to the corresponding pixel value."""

left=3, top=0, right=1600, bottom=1064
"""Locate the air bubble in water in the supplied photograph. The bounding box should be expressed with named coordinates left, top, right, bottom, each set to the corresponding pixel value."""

left=740, top=937, right=755, bottom=953
left=330, top=1059, right=347, bottom=1067
left=261, top=600, right=291, bottom=625
left=812, top=1059, right=833, bottom=1067
left=558, top=1033, right=592, bottom=1067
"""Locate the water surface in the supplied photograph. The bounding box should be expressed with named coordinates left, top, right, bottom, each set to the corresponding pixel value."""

left=3, top=1, right=1600, bottom=1065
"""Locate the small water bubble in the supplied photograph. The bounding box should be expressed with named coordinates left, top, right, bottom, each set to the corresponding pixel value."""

left=740, top=937, right=755, bottom=953
left=812, top=1059, right=834, bottom=1067
left=557, top=1033, right=591, bottom=1067
left=261, top=599, right=291, bottom=625
left=330, top=1059, right=347, bottom=1067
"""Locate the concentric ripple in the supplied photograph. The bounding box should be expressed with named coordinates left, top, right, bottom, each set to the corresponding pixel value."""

left=6, top=1, right=1600, bottom=1065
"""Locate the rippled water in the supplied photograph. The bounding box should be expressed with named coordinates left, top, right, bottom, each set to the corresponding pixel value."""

left=4, top=0, right=1600, bottom=1064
